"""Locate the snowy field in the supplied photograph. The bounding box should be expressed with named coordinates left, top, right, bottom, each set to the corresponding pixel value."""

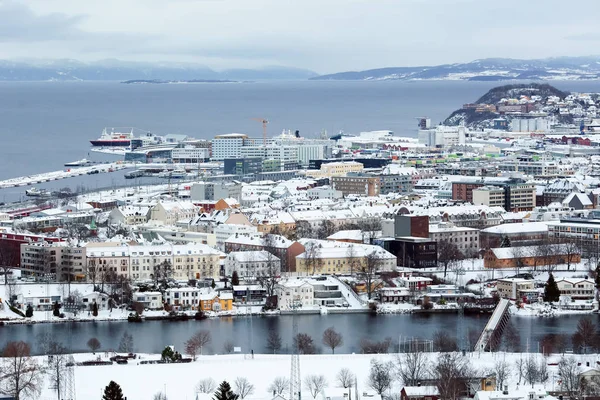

left=34, top=351, right=600, bottom=400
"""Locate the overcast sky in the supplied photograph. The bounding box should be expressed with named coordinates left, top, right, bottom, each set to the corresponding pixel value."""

left=1, top=0, right=598, bottom=74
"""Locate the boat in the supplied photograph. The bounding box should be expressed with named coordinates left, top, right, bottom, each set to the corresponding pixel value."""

left=90, top=127, right=136, bottom=147
left=64, top=158, right=92, bottom=167
left=25, top=188, right=50, bottom=197
left=158, top=169, right=188, bottom=179
left=124, top=170, right=145, bottom=179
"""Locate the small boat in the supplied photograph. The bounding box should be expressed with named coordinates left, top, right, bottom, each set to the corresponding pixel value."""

left=25, top=188, right=50, bottom=197
left=124, top=170, right=145, bottom=179
left=64, top=158, right=92, bottom=167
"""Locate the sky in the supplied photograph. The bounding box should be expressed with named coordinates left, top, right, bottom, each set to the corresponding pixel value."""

left=0, top=0, right=598, bottom=74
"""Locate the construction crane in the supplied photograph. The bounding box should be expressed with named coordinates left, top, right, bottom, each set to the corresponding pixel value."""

left=251, top=117, right=269, bottom=145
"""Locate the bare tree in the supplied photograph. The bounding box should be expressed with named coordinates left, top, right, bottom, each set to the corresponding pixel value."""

left=432, top=330, right=458, bottom=352
left=257, top=234, right=281, bottom=304
left=395, top=351, right=429, bottom=386
left=346, top=245, right=359, bottom=276
left=524, top=355, right=540, bottom=386
left=515, top=358, right=525, bottom=385
left=223, top=341, right=234, bottom=354
left=361, top=219, right=382, bottom=244
left=561, top=241, right=581, bottom=270
left=87, top=337, right=101, bottom=353
left=0, top=241, right=19, bottom=285
left=322, top=327, right=343, bottom=354
left=360, top=337, right=392, bottom=354
left=572, top=318, right=598, bottom=353
left=303, top=241, right=322, bottom=275
left=186, top=330, right=212, bottom=359
left=153, top=260, right=174, bottom=288
left=234, top=377, right=255, bottom=399
left=494, top=360, right=512, bottom=391
left=153, top=392, right=168, bottom=400
left=304, top=375, right=327, bottom=399
left=432, top=353, right=473, bottom=400
left=437, top=239, right=462, bottom=278
left=294, top=333, right=316, bottom=354
left=368, top=359, right=393, bottom=395
left=0, top=341, right=43, bottom=400
left=266, top=330, right=282, bottom=354
left=268, top=377, right=290, bottom=395
left=361, top=250, right=383, bottom=300
left=196, top=378, right=217, bottom=394
left=336, top=368, right=355, bottom=389
left=47, top=342, right=69, bottom=400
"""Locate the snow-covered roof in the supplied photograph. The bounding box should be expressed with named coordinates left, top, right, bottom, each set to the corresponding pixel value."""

left=226, top=250, right=278, bottom=263
left=402, top=386, right=439, bottom=396
left=562, top=192, right=592, bottom=206
left=481, top=222, right=548, bottom=235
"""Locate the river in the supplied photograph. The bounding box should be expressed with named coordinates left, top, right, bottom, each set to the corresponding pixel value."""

left=0, top=313, right=594, bottom=355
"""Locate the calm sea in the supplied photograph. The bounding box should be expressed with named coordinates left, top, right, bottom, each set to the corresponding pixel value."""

left=1, top=80, right=600, bottom=202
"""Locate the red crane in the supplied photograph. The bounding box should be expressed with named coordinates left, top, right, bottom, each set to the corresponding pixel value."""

left=251, top=117, right=269, bottom=145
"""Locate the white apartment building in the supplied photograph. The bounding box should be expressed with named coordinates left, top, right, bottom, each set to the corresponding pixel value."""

left=224, top=250, right=281, bottom=278
left=305, top=161, right=364, bottom=178
left=132, top=291, right=163, bottom=309
left=240, top=145, right=299, bottom=164
left=212, top=133, right=249, bottom=160
left=85, top=243, right=223, bottom=282
left=428, top=223, right=480, bottom=252
left=214, top=224, right=257, bottom=250
left=171, top=146, right=210, bottom=163
left=418, top=125, right=466, bottom=147
left=555, top=278, right=595, bottom=300
left=472, top=186, right=505, bottom=208
left=275, top=280, right=314, bottom=310
left=108, top=206, right=150, bottom=225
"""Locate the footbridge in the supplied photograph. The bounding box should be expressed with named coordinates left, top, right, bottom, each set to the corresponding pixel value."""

left=473, top=298, right=511, bottom=352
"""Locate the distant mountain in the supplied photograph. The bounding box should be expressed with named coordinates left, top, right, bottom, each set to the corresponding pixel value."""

left=0, top=59, right=318, bottom=81
left=311, top=56, right=600, bottom=81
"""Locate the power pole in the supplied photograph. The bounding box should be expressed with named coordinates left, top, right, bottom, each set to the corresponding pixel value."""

left=290, top=301, right=301, bottom=400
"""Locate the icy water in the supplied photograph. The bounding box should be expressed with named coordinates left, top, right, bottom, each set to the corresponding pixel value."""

left=2, top=79, right=600, bottom=202
left=0, top=312, right=594, bottom=355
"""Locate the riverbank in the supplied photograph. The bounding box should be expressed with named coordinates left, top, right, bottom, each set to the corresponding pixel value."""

left=37, top=350, right=600, bottom=400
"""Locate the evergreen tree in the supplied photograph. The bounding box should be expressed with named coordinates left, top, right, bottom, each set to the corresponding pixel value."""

left=53, top=301, right=60, bottom=317
left=544, top=273, right=560, bottom=302
left=231, top=271, right=240, bottom=286
left=103, top=380, right=125, bottom=400
left=25, top=304, right=33, bottom=317
left=595, top=263, right=600, bottom=289
left=500, top=236, right=511, bottom=248
left=211, top=279, right=216, bottom=289
left=92, top=301, right=99, bottom=317
left=213, top=381, right=239, bottom=400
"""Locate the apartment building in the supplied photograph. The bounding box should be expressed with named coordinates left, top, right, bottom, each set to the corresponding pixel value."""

left=496, top=278, right=535, bottom=300
left=306, top=161, right=364, bottom=178
left=212, top=133, right=249, bottom=160
left=170, top=146, right=210, bottom=163
left=149, top=201, right=199, bottom=226
left=331, top=176, right=381, bottom=197
left=428, top=223, right=480, bottom=252
left=223, top=250, right=281, bottom=278
left=555, top=278, right=595, bottom=300
left=20, top=242, right=86, bottom=281
left=471, top=182, right=536, bottom=212
left=85, top=243, right=222, bottom=282
left=295, top=245, right=396, bottom=275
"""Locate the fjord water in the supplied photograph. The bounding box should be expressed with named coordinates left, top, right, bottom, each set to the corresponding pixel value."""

left=2, top=80, right=600, bottom=202
left=0, top=313, right=592, bottom=355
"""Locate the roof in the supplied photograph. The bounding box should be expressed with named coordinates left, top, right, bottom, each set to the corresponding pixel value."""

left=226, top=250, right=279, bottom=263
left=402, top=386, right=439, bottom=396
left=490, top=243, right=573, bottom=260
left=563, top=192, right=592, bottom=206
left=481, top=222, right=548, bottom=235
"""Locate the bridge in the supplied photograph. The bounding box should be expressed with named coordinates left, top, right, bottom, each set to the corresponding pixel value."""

left=473, top=298, right=511, bottom=352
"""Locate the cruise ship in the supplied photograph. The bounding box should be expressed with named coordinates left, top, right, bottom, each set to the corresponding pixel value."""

left=90, top=127, right=137, bottom=147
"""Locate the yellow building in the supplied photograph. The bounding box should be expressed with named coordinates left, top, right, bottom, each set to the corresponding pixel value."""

left=305, top=161, right=364, bottom=178
left=296, top=245, right=396, bottom=275
left=199, top=292, right=233, bottom=312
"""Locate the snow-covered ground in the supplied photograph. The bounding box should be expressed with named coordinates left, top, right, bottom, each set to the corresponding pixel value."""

left=33, top=351, right=600, bottom=400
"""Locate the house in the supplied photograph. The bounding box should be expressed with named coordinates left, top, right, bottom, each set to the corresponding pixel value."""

left=562, top=192, right=593, bottom=210
left=275, top=280, right=314, bottom=310
left=232, top=285, right=267, bottom=304
left=483, top=244, right=581, bottom=269
left=198, top=291, right=233, bottom=312
left=378, top=287, right=411, bottom=303
left=400, top=386, right=439, bottom=400
left=555, top=277, right=595, bottom=300
left=132, top=291, right=163, bottom=310
left=295, top=243, right=396, bottom=275
left=149, top=201, right=199, bottom=226
left=224, top=250, right=281, bottom=278
left=397, top=276, right=433, bottom=292
left=108, top=206, right=150, bottom=225
left=496, top=278, right=535, bottom=301
left=82, top=292, right=110, bottom=311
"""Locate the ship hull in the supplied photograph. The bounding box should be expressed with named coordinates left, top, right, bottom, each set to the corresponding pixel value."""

left=90, top=140, right=131, bottom=147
